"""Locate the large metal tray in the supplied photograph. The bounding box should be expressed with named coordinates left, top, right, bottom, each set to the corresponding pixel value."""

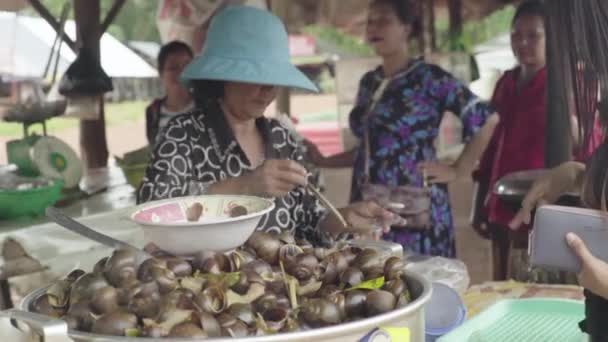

left=13, top=270, right=430, bottom=342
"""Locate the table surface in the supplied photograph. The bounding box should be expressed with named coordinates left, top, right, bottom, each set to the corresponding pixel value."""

left=0, top=166, right=141, bottom=341
left=0, top=166, right=587, bottom=340
left=463, top=280, right=584, bottom=319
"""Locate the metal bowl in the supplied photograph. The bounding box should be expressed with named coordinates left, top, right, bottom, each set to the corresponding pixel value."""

left=14, top=270, right=431, bottom=342
left=493, top=170, right=548, bottom=211
left=493, top=169, right=581, bottom=211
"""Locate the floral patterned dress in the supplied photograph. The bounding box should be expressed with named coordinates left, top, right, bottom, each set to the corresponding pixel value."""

left=349, top=58, right=494, bottom=257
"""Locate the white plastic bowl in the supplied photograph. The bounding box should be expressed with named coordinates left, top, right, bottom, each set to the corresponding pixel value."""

left=130, top=195, right=275, bottom=255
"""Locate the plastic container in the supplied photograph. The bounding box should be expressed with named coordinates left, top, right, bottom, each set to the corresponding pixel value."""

left=425, top=282, right=467, bottom=341
left=405, top=255, right=470, bottom=293
left=0, top=179, right=63, bottom=219
left=116, top=146, right=151, bottom=189
left=117, top=162, right=147, bottom=189
left=438, top=298, right=586, bottom=342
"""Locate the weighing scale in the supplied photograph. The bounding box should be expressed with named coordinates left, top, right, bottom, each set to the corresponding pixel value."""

left=5, top=114, right=82, bottom=190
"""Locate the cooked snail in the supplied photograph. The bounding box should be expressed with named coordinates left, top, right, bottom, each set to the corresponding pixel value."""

left=35, top=233, right=414, bottom=338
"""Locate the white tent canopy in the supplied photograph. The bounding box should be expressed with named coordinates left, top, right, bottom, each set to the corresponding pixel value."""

left=469, top=33, right=517, bottom=100
left=0, top=12, right=157, bottom=79
left=474, top=33, right=516, bottom=76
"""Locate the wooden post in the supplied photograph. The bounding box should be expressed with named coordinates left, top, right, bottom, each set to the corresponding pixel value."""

left=429, top=0, right=436, bottom=51
left=270, top=0, right=291, bottom=117
left=417, top=1, right=425, bottom=55
left=421, top=0, right=436, bottom=57
left=74, top=0, right=109, bottom=169
left=448, top=0, right=463, bottom=36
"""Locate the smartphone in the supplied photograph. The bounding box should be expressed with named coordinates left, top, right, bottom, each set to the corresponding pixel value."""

left=530, top=205, right=608, bottom=273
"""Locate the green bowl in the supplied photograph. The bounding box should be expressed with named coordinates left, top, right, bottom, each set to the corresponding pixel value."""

left=118, top=163, right=147, bottom=190
left=0, top=179, right=63, bottom=219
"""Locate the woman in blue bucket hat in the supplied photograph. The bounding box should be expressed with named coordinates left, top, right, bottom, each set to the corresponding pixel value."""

left=138, top=5, right=400, bottom=245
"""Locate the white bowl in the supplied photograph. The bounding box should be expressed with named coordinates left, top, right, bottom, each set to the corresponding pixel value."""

left=130, top=195, right=275, bottom=255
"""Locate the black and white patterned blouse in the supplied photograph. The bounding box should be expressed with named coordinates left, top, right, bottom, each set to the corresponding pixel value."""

left=137, top=100, right=328, bottom=244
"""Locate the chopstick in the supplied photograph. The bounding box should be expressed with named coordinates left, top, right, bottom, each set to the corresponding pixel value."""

left=306, top=183, right=349, bottom=228
left=422, top=168, right=429, bottom=188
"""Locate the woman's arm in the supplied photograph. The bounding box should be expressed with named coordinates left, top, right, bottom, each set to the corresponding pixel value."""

left=452, top=113, right=500, bottom=178
left=319, top=201, right=397, bottom=239
left=322, top=149, right=357, bottom=168
left=306, top=72, right=372, bottom=169
left=206, top=159, right=307, bottom=198
left=420, top=66, right=501, bottom=183
left=420, top=112, right=500, bottom=184
left=305, top=139, right=357, bottom=168
left=509, top=161, right=586, bottom=229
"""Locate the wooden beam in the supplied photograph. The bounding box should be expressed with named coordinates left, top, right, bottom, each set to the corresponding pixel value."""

left=100, top=0, right=127, bottom=34
left=421, top=0, right=436, bottom=57
left=27, top=0, right=76, bottom=52
left=270, top=0, right=292, bottom=117
left=448, top=0, right=463, bottom=35
left=75, top=0, right=109, bottom=169
left=429, top=0, right=436, bottom=51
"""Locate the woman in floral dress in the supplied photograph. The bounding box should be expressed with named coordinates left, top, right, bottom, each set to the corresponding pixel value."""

left=306, top=0, right=499, bottom=257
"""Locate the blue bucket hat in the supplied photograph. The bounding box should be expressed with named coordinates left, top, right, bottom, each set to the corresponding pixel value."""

left=180, top=5, right=318, bottom=92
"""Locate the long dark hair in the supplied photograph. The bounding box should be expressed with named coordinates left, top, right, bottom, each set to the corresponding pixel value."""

left=582, top=140, right=608, bottom=211
left=545, top=0, right=607, bottom=164
left=512, top=0, right=545, bottom=26
left=157, top=41, right=193, bottom=72
left=189, top=80, right=224, bottom=108
left=370, top=0, right=421, bottom=38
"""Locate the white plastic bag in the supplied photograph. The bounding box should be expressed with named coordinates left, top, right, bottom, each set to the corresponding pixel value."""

left=156, top=0, right=220, bottom=46
left=63, top=95, right=100, bottom=120
left=405, top=256, right=471, bottom=293
left=156, top=0, right=268, bottom=49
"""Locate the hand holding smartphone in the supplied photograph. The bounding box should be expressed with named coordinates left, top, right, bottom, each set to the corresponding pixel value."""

left=530, top=205, right=608, bottom=273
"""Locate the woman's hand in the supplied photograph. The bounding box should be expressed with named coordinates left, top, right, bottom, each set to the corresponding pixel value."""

left=567, top=233, right=608, bottom=300
left=418, top=161, right=459, bottom=184
left=339, top=201, right=399, bottom=240
left=241, top=159, right=308, bottom=197
left=509, top=162, right=586, bottom=230
left=303, top=139, right=326, bottom=166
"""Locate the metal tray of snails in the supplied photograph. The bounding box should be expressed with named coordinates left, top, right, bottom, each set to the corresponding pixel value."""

left=15, top=232, right=431, bottom=342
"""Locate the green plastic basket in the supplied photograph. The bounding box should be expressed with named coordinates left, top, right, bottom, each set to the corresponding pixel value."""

left=0, top=179, right=63, bottom=219
left=438, top=298, right=586, bottom=342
